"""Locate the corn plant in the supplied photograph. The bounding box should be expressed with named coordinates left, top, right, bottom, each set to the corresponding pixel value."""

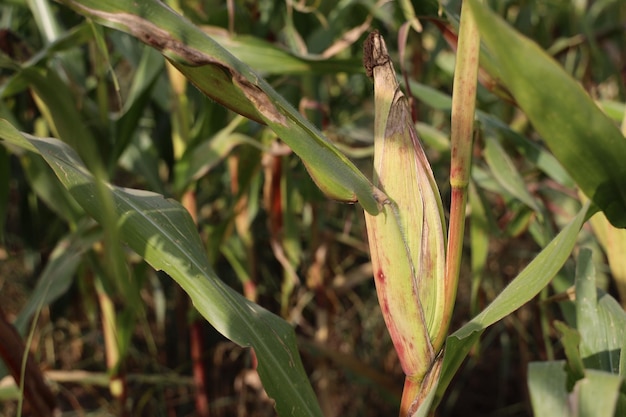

left=1, top=0, right=626, bottom=416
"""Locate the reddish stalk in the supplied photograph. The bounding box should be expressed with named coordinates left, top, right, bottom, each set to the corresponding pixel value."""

left=182, top=189, right=211, bottom=417
left=437, top=0, right=481, bottom=352
left=0, top=306, right=57, bottom=417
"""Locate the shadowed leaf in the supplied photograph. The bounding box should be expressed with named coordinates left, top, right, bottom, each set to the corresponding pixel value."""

left=57, top=0, right=381, bottom=214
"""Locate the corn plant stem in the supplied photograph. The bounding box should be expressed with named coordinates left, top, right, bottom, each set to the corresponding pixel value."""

left=468, top=182, right=488, bottom=318
left=95, top=277, right=128, bottom=414
left=228, top=156, right=259, bottom=302
left=90, top=41, right=109, bottom=126
left=620, top=103, right=626, bottom=136
left=0, top=304, right=57, bottom=417
left=538, top=287, right=555, bottom=361
left=440, top=1, right=480, bottom=349
left=181, top=191, right=211, bottom=417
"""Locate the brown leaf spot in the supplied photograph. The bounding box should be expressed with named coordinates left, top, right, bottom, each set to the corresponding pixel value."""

left=69, top=5, right=287, bottom=125
left=233, top=74, right=287, bottom=125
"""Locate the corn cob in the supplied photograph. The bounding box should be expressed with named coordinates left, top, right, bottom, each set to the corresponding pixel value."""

left=363, top=31, right=448, bottom=413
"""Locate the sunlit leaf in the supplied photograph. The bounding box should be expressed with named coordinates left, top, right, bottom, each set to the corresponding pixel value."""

left=467, top=0, right=626, bottom=228
left=432, top=202, right=592, bottom=408
left=0, top=119, right=324, bottom=417
left=528, top=361, right=570, bottom=417
left=575, top=247, right=626, bottom=374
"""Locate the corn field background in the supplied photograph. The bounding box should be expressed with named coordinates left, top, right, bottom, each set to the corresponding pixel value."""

left=1, top=1, right=626, bottom=416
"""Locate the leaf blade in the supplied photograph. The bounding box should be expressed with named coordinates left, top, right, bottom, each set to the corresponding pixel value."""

left=467, top=0, right=626, bottom=227
left=57, top=0, right=381, bottom=214
left=0, top=119, right=324, bottom=417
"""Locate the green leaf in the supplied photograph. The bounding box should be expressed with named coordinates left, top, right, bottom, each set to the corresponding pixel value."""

left=21, top=153, right=85, bottom=223
left=174, top=115, right=261, bottom=190
left=432, top=202, right=592, bottom=407
left=484, top=135, right=542, bottom=213
left=208, top=30, right=364, bottom=75
left=467, top=0, right=626, bottom=228
left=0, top=119, right=324, bottom=417
left=599, top=100, right=626, bottom=123
left=0, top=23, right=94, bottom=98
left=478, top=112, right=574, bottom=187
left=113, top=46, right=165, bottom=163
left=57, top=0, right=381, bottom=214
left=0, top=146, right=9, bottom=240
left=525, top=250, right=626, bottom=417
left=13, top=221, right=102, bottom=334
left=528, top=361, right=570, bottom=417
left=408, top=79, right=453, bottom=111
left=575, top=248, right=626, bottom=374
left=456, top=204, right=590, bottom=338
left=577, top=370, right=622, bottom=417
left=554, top=321, right=585, bottom=389
left=19, top=67, right=105, bottom=175
left=119, top=131, right=166, bottom=195
left=529, top=340, right=624, bottom=417
left=468, top=182, right=491, bottom=316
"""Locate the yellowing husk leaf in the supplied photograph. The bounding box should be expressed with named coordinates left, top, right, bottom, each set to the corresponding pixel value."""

left=363, top=31, right=447, bottom=384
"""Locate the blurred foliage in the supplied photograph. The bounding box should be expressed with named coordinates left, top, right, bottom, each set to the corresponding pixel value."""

left=0, top=0, right=625, bottom=416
